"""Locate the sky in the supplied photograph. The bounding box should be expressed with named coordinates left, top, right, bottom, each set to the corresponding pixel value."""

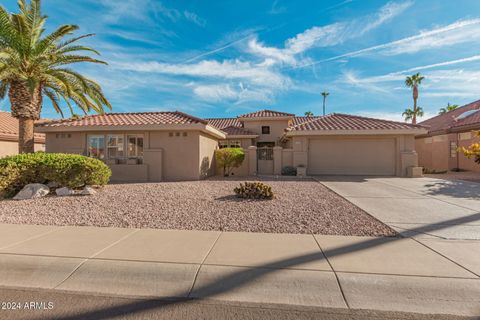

left=2, top=0, right=480, bottom=122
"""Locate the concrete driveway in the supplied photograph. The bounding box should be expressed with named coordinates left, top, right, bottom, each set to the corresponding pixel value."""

left=316, top=176, right=480, bottom=240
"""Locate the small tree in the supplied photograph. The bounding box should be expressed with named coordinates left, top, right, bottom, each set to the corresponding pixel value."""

left=304, top=111, right=314, bottom=116
left=215, top=148, right=245, bottom=177
left=460, top=131, right=480, bottom=164
left=402, top=107, right=424, bottom=123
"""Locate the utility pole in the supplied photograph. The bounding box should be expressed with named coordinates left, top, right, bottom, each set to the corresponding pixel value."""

left=321, top=91, right=330, bottom=116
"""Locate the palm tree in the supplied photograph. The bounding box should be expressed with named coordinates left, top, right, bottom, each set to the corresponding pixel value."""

left=404, top=73, right=424, bottom=124
left=321, top=91, right=329, bottom=116
left=304, top=111, right=314, bottom=116
left=0, top=0, right=111, bottom=153
left=438, top=103, right=459, bottom=115
left=402, top=107, right=424, bottom=123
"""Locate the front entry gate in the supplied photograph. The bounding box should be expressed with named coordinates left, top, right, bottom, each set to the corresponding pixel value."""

left=257, top=146, right=274, bottom=175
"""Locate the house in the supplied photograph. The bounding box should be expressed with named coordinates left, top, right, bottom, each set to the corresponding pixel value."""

left=416, top=100, right=480, bottom=173
left=35, top=109, right=426, bottom=181
left=0, top=111, right=45, bottom=157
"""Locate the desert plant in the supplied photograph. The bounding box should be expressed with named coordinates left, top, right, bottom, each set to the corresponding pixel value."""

left=281, top=166, right=297, bottom=176
left=215, top=148, right=245, bottom=177
left=459, top=131, right=480, bottom=164
left=234, top=182, right=274, bottom=200
left=439, top=103, right=459, bottom=115
left=0, top=0, right=111, bottom=153
left=0, top=152, right=111, bottom=198
left=402, top=107, right=424, bottom=123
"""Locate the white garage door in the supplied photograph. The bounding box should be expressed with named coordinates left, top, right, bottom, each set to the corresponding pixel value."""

left=308, top=138, right=396, bottom=176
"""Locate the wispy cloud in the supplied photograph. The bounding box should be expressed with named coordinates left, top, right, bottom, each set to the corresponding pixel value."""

left=183, top=10, right=207, bottom=27
left=268, top=0, right=287, bottom=15
left=248, top=0, right=412, bottom=66
left=298, top=18, right=480, bottom=68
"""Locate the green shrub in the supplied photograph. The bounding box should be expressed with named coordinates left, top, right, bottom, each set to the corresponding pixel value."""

left=215, top=148, right=245, bottom=177
left=281, top=166, right=297, bottom=176
left=0, top=152, right=111, bottom=198
left=234, top=182, right=274, bottom=200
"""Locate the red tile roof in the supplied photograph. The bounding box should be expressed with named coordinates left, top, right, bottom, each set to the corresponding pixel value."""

left=292, top=116, right=321, bottom=125
left=0, top=111, right=45, bottom=143
left=206, top=117, right=242, bottom=129
left=288, top=113, right=426, bottom=131
left=221, top=126, right=258, bottom=137
left=419, top=100, right=480, bottom=134
left=36, top=111, right=208, bottom=128
left=238, top=109, right=295, bottom=118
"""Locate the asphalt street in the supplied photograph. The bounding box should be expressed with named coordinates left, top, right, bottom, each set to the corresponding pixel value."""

left=0, top=287, right=475, bottom=320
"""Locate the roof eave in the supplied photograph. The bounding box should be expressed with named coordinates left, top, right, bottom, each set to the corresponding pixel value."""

left=224, top=134, right=259, bottom=139
left=238, top=116, right=294, bottom=121
left=36, top=123, right=226, bottom=139
left=285, top=128, right=428, bottom=136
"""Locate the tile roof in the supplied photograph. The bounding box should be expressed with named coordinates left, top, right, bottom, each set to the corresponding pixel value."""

left=288, top=113, right=426, bottom=131
left=238, top=109, right=295, bottom=118
left=292, top=116, right=321, bottom=125
left=0, top=111, right=45, bottom=142
left=419, top=100, right=480, bottom=134
left=36, top=111, right=208, bottom=128
left=221, top=126, right=258, bottom=137
left=206, top=117, right=241, bottom=129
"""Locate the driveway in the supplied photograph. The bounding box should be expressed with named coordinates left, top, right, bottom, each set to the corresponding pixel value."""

left=316, top=176, right=480, bottom=240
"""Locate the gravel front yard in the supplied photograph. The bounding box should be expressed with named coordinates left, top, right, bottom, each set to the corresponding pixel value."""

left=0, top=178, right=396, bottom=236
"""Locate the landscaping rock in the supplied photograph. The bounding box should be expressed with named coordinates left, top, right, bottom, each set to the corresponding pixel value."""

left=47, top=181, right=60, bottom=189
left=13, top=184, right=50, bottom=200
left=56, top=187, right=75, bottom=196
left=80, top=186, right=97, bottom=196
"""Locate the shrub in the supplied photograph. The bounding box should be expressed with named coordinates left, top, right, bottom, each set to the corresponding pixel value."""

left=234, top=182, right=274, bottom=200
left=281, top=166, right=297, bottom=176
left=0, top=152, right=111, bottom=198
left=215, top=148, right=245, bottom=177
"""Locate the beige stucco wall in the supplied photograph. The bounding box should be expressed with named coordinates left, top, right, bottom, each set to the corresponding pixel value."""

left=44, top=130, right=221, bottom=181
left=242, top=119, right=290, bottom=145
left=416, top=132, right=480, bottom=172
left=0, top=140, right=45, bottom=158
left=199, top=133, right=219, bottom=179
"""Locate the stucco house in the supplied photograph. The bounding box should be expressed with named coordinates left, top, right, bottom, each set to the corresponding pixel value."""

left=0, top=111, right=45, bottom=157
left=35, top=109, right=426, bottom=181
left=416, top=100, right=480, bottom=173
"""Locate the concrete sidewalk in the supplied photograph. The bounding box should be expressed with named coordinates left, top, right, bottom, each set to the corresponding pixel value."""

left=0, top=223, right=478, bottom=317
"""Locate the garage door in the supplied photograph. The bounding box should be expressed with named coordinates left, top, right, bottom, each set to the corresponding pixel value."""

left=308, top=138, right=396, bottom=175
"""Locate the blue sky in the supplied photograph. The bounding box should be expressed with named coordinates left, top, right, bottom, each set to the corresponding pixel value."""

left=2, top=0, right=480, bottom=121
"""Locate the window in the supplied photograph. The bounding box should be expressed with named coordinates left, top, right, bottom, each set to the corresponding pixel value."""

left=261, top=126, right=270, bottom=134
left=88, top=135, right=105, bottom=159
left=107, top=135, right=124, bottom=159
left=219, top=140, right=241, bottom=148
left=450, top=141, right=458, bottom=158
left=127, top=134, right=144, bottom=158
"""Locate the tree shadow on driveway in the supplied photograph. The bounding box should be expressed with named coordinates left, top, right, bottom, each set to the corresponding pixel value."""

left=30, top=213, right=480, bottom=320
left=423, top=180, right=480, bottom=199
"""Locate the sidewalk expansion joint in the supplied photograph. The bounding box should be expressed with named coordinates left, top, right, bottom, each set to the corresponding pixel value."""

left=187, top=231, right=223, bottom=298
left=52, top=228, right=140, bottom=289
left=0, top=227, right=64, bottom=251
left=311, top=233, right=350, bottom=309
left=412, top=238, right=480, bottom=278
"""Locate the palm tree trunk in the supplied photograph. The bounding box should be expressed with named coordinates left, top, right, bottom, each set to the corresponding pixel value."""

left=18, top=117, right=35, bottom=153
left=412, top=97, right=417, bottom=124
left=322, top=97, right=326, bottom=116
left=412, top=86, right=418, bottom=124
left=8, top=81, right=43, bottom=153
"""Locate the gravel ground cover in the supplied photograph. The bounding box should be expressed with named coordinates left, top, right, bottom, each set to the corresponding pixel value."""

left=0, top=177, right=396, bottom=236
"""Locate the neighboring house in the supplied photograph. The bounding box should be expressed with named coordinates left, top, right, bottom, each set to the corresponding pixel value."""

left=416, top=100, right=480, bottom=172
left=35, top=109, right=426, bottom=181
left=0, top=111, right=45, bottom=157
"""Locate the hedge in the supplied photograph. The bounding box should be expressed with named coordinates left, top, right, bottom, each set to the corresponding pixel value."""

left=0, top=152, right=111, bottom=198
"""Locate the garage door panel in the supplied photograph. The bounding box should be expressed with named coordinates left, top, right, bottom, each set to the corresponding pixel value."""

left=308, top=138, right=396, bottom=176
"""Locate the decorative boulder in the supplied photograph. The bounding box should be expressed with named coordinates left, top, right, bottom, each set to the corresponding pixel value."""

left=13, top=184, right=50, bottom=200
left=80, top=186, right=97, bottom=196
left=47, top=181, right=60, bottom=189
left=56, top=187, right=75, bottom=196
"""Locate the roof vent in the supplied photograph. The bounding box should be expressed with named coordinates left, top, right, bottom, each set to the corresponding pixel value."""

left=455, top=109, right=480, bottom=120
